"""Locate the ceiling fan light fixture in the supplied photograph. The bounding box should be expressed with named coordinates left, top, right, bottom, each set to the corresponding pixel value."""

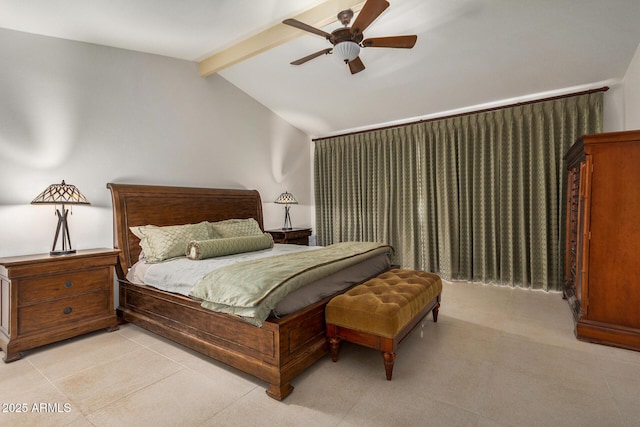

left=333, top=41, right=360, bottom=63
left=283, top=0, right=416, bottom=73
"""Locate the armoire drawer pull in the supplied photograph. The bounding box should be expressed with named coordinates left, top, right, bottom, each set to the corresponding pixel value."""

left=64, top=281, right=73, bottom=288
left=63, top=307, right=73, bottom=315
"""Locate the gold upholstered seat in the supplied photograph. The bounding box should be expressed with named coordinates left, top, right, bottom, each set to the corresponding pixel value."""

left=326, top=269, right=442, bottom=380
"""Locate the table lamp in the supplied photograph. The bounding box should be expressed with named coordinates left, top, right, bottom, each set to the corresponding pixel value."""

left=274, top=191, right=298, bottom=230
left=31, top=180, right=90, bottom=255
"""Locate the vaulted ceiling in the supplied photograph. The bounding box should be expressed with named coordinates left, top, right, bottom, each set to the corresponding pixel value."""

left=1, top=0, right=639, bottom=137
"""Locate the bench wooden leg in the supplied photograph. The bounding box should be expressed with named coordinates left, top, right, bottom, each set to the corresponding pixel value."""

left=329, top=337, right=341, bottom=362
left=432, top=302, right=440, bottom=322
left=382, top=351, right=396, bottom=380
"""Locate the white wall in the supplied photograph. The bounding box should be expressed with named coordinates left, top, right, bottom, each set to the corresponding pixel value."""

left=623, top=41, right=640, bottom=130
left=603, top=82, right=625, bottom=132
left=0, top=29, right=312, bottom=258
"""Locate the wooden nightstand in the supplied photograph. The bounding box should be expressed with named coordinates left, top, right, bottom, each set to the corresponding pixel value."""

left=266, top=228, right=312, bottom=245
left=0, top=248, right=120, bottom=362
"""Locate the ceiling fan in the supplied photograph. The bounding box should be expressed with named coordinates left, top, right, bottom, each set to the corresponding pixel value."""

left=283, top=0, right=417, bottom=75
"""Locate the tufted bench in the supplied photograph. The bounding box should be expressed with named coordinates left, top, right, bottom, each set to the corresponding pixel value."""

left=325, top=269, right=442, bottom=380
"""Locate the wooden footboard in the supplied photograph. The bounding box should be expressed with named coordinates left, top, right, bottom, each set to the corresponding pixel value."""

left=118, top=279, right=331, bottom=400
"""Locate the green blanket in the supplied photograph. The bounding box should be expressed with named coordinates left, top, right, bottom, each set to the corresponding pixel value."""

left=188, top=241, right=392, bottom=326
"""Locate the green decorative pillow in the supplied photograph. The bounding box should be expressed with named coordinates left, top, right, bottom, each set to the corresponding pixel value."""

left=186, top=233, right=274, bottom=260
left=208, top=218, right=262, bottom=238
left=130, top=221, right=210, bottom=263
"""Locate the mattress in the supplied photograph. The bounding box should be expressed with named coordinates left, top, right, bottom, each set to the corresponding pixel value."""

left=126, top=243, right=391, bottom=317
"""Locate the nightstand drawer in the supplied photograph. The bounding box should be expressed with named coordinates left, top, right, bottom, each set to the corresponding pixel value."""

left=19, top=268, right=110, bottom=305
left=18, top=291, right=110, bottom=335
left=282, top=236, right=309, bottom=245
left=265, top=228, right=312, bottom=246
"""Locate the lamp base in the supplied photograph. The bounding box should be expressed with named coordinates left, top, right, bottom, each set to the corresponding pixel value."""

left=50, top=206, right=76, bottom=256
left=50, top=249, right=76, bottom=256
left=282, top=206, right=293, bottom=230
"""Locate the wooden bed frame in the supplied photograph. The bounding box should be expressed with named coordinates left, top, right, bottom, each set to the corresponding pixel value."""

left=108, top=183, right=337, bottom=400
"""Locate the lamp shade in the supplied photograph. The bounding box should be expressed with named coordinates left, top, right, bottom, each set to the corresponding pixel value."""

left=31, top=180, right=90, bottom=205
left=274, top=191, right=298, bottom=205
left=333, top=41, right=360, bottom=63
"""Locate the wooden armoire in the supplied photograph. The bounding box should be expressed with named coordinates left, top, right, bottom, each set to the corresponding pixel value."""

left=563, top=129, right=640, bottom=351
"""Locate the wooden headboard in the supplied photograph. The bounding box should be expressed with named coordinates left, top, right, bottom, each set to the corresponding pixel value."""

left=107, top=183, right=263, bottom=276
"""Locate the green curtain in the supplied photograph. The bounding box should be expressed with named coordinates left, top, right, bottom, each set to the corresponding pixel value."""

left=314, top=92, right=603, bottom=290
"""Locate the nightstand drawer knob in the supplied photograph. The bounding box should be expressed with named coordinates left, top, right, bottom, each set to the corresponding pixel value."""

left=63, top=307, right=73, bottom=315
left=64, top=281, right=73, bottom=288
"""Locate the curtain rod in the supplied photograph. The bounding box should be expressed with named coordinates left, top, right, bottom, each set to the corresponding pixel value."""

left=313, top=86, right=609, bottom=142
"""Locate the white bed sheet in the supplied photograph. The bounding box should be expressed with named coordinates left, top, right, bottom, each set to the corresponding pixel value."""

left=126, top=243, right=391, bottom=317
left=127, top=243, right=320, bottom=296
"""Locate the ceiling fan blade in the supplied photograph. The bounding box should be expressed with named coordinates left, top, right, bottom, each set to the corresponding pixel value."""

left=283, top=18, right=331, bottom=39
left=351, top=0, right=390, bottom=35
left=290, top=48, right=333, bottom=65
left=348, top=56, right=366, bottom=74
left=362, top=35, right=417, bottom=49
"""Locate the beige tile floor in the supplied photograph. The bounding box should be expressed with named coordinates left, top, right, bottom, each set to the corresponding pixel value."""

left=2, top=280, right=640, bottom=426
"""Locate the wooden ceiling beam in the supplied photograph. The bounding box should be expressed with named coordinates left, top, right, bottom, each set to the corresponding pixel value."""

left=198, top=0, right=365, bottom=77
